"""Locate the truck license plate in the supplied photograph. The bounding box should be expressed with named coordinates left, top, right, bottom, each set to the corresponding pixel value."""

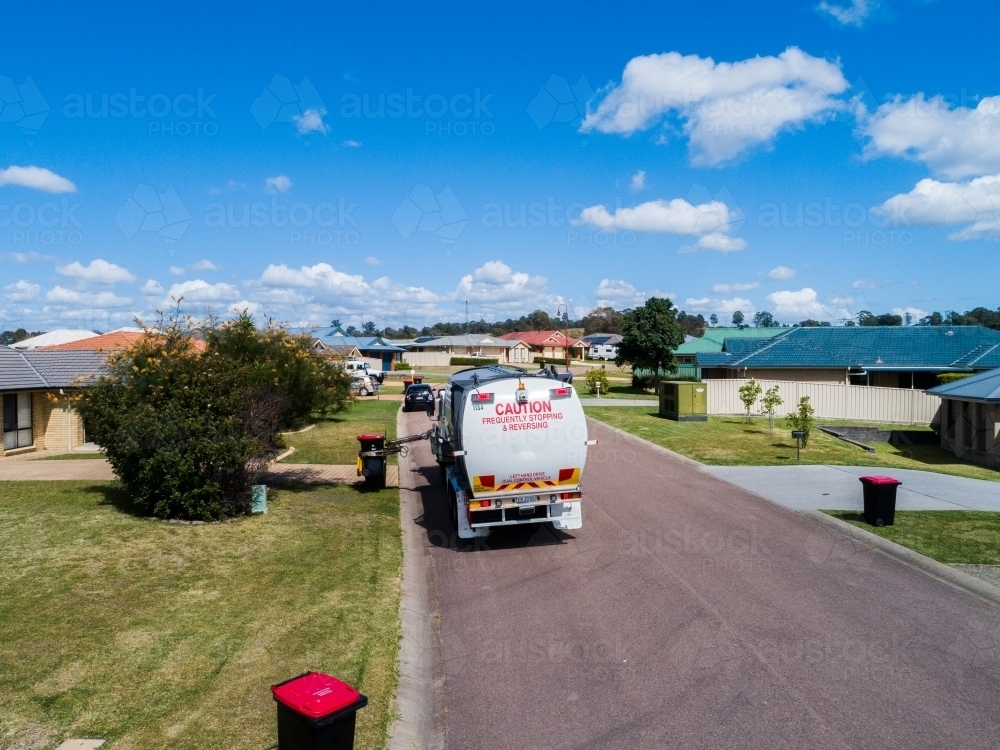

left=515, top=496, right=537, bottom=504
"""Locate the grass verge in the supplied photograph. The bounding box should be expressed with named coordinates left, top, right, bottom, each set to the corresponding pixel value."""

left=0, top=480, right=400, bottom=750
left=281, top=400, right=399, bottom=465
left=585, top=408, right=1000, bottom=483
left=824, top=510, right=1000, bottom=564
left=578, top=384, right=656, bottom=400
left=32, top=452, right=107, bottom=461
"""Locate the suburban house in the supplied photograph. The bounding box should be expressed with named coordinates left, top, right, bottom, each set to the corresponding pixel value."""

left=396, top=335, right=531, bottom=366
left=582, top=333, right=622, bottom=360
left=1, top=346, right=106, bottom=456
left=10, top=329, right=99, bottom=350
left=499, top=331, right=585, bottom=361
left=694, top=326, right=1000, bottom=387
left=322, top=328, right=405, bottom=371
left=929, top=368, right=1000, bottom=468
left=310, top=339, right=362, bottom=360
left=39, top=328, right=208, bottom=353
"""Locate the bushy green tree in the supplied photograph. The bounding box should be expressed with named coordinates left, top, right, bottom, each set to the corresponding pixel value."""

left=585, top=368, right=610, bottom=395
left=615, top=297, right=686, bottom=393
left=77, top=312, right=351, bottom=520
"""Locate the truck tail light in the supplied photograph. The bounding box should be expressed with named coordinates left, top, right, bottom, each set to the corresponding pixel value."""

left=473, top=500, right=492, bottom=509
left=550, top=387, right=572, bottom=398
left=560, top=491, right=582, bottom=500
left=472, top=393, right=494, bottom=403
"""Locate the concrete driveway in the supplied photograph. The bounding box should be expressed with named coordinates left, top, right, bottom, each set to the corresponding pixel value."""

left=705, top=465, right=1000, bottom=512
left=400, top=411, right=1000, bottom=749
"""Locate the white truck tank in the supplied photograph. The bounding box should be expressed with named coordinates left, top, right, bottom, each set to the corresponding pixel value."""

left=432, top=366, right=593, bottom=537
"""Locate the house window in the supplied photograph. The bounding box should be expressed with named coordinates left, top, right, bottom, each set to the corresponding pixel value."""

left=2, top=392, right=33, bottom=451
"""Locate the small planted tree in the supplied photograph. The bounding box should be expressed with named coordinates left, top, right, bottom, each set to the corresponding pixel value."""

left=761, top=385, right=783, bottom=435
left=738, top=378, right=762, bottom=423
left=585, top=367, right=610, bottom=396
left=785, top=396, right=816, bottom=447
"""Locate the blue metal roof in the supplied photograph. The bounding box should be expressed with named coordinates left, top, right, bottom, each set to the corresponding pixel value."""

left=696, top=326, right=1000, bottom=371
left=928, top=368, right=1000, bottom=401
left=323, top=331, right=404, bottom=352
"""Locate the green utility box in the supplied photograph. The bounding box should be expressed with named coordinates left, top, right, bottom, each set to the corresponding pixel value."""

left=658, top=381, right=708, bottom=422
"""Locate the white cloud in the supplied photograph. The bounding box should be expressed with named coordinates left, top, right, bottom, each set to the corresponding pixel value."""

left=257, top=263, right=370, bottom=298
left=630, top=170, right=646, bottom=192
left=226, top=179, right=247, bottom=191
left=593, top=279, right=673, bottom=308
left=575, top=196, right=744, bottom=252
left=874, top=174, right=1000, bottom=240
left=56, top=259, right=136, bottom=284
left=581, top=47, right=848, bottom=165
left=343, top=139, right=362, bottom=148
left=141, top=280, right=164, bottom=295
left=265, top=175, right=292, bottom=194
left=682, top=296, right=755, bottom=315
left=851, top=278, right=876, bottom=289
left=364, top=256, right=386, bottom=266
left=860, top=95, right=1000, bottom=180
left=292, top=108, right=330, bottom=135
left=3, top=280, right=41, bottom=302
left=190, top=259, right=218, bottom=271
left=164, top=279, right=242, bottom=304
left=680, top=233, right=747, bottom=253
left=46, top=286, right=132, bottom=307
left=455, top=261, right=548, bottom=309
left=712, top=282, right=758, bottom=293
left=767, top=265, right=796, bottom=280
left=817, top=0, right=875, bottom=27
left=766, top=288, right=830, bottom=318
left=169, top=266, right=185, bottom=276
left=0, top=166, right=77, bottom=193
left=892, top=306, right=927, bottom=322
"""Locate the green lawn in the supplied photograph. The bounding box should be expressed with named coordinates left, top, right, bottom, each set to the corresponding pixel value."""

left=0, top=481, right=400, bottom=750
left=586, top=408, right=1000, bottom=483
left=826, top=510, right=1000, bottom=564
left=281, top=399, right=400, bottom=465
left=578, top=383, right=657, bottom=400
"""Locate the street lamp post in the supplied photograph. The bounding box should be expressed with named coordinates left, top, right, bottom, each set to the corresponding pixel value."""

left=556, top=303, right=570, bottom=373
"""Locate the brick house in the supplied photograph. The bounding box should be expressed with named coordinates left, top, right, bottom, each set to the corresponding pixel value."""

left=1, top=346, right=106, bottom=456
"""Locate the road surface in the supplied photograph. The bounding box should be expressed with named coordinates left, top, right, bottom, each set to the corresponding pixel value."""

left=399, top=411, right=1000, bottom=749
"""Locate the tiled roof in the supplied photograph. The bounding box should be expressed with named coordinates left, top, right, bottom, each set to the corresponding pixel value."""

left=928, top=368, right=1000, bottom=401
left=406, top=335, right=524, bottom=348
left=40, top=330, right=207, bottom=352
left=696, top=326, right=1000, bottom=371
left=674, top=327, right=783, bottom=355
left=9, top=329, right=99, bottom=349
left=0, top=346, right=107, bottom=391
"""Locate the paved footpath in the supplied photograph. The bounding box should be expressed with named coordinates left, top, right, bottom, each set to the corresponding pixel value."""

left=706, top=464, right=1000, bottom=511
left=400, top=411, right=1000, bottom=750
left=0, top=456, right=396, bottom=486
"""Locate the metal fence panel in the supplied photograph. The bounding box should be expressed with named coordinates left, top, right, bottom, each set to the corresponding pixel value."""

left=706, top=379, right=941, bottom=425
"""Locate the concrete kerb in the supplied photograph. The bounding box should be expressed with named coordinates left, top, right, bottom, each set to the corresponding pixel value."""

left=588, top=416, right=1000, bottom=610
left=388, top=407, right=446, bottom=750
left=803, top=509, right=1000, bottom=610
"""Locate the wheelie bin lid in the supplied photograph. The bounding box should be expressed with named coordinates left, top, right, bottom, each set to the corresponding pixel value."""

left=271, top=671, right=365, bottom=718
left=356, top=434, right=385, bottom=441
left=859, top=475, right=901, bottom=485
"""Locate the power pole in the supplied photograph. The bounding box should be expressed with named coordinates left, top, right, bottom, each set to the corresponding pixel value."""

left=557, top=303, right=570, bottom=372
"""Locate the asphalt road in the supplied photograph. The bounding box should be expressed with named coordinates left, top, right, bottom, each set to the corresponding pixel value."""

left=400, top=411, right=1000, bottom=750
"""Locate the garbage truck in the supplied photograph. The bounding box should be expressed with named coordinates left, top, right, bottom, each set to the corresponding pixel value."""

left=430, top=365, right=595, bottom=538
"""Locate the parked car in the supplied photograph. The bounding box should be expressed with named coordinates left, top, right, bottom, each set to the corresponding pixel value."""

left=403, top=383, right=435, bottom=413
left=351, top=371, right=381, bottom=396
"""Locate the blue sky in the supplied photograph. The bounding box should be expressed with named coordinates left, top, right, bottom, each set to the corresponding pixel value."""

left=2, top=0, right=999, bottom=332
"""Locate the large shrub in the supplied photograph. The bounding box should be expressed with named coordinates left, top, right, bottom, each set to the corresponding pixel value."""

left=76, top=313, right=351, bottom=520
left=585, top=368, right=610, bottom=395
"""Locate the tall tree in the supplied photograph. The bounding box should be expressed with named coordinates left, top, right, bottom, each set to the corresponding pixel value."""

left=731, top=311, right=745, bottom=328
left=615, top=297, right=686, bottom=392
left=581, top=306, right=624, bottom=334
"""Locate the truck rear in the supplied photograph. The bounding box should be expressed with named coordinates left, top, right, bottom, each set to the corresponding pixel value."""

left=431, top=366, right=593, bottom=538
